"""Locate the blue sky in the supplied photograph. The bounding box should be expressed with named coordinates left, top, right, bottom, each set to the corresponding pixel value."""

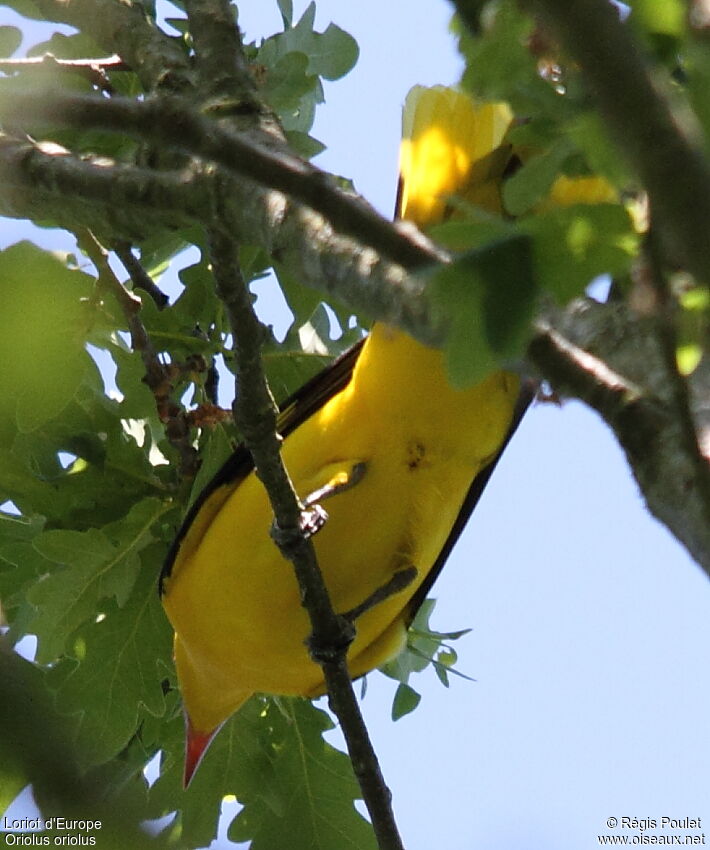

left=3, top=2, right=709, bottom=848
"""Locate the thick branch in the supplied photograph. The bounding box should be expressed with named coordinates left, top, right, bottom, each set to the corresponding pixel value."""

left=0, top=98, right=445, bottom=344
left=528, top=302, right=710, bottom=576
left=0, top=135, right=207, bottom=239
left=515, top=0, right=710, bottom=288
left=184, top=0, right=258, bottom=100
left=0, top=92, right=443, bottom=272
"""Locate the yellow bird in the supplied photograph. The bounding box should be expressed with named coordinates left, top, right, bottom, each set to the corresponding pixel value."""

left=160, top=86, right=524, bottom=786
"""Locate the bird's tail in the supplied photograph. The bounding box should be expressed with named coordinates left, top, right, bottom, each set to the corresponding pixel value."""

left=396, top=85, right=514, bottom=227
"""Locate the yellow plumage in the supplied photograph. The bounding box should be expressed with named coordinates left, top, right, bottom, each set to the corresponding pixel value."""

left=399, top=86, right=512, bottom=223
left=160, top=85, right=522, bottom=783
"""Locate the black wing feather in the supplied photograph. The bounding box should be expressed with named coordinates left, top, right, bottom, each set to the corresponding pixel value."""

left=404, top=379, right=534, bottom=625
left=159, top=339, right=366, bottom=594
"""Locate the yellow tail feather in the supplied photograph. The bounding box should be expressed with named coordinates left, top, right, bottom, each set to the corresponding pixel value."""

left=398, top=85, right=513, bottom=225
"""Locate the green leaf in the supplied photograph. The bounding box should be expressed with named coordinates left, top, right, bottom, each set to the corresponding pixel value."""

left=164, top=16, right=188, bottom=34
left=0, top=511, right=44, bottom=545
left=26, top=30, right=102, bottom=60
left=136, top=232, right=191, bottom=282
left=275, top=262, right=324, bottom=329
left=685, top=41, right=710, bottom=146
left=522, top=203, right=638, bottom=303
left=275, top=260, right=366, bottom=339
left=259, top=5, right=354, bottom=133
left=381, top=598, right=474, bottom=711
left=0, top=25, right=22, bottom=56
left=285, top=129, right=327, bottom=159
left=185, top=424, right=234, bottom=511
left=429, top=210, right=513, bottom=254
left=630, top=0, right=685, bottom=62
left=277, top=0, right=293, bottom=27
left=0, top=526, right=51, bottom=599
left=299, top=302, right=333, bottom=352
left=0, top=512, right=48, bottom=645
left=676, top=284, right=709, bottom=376
left=264, top=348, right=330, bottom=402
left=431, top=234, right=538, bottom=388
left=0, top=448, right=54, bottom=516
left=0, top=242, right=94, bottom=434
left=459, top=3, right=557, bottom=115
left=258, top=4, right=358, bottom=83
left=227, top=699, right=376, bottom=850
left=50, top=560, right=173, bottom=767
left=0, top=0, right=43, bottom=19
left=148, top=698, right=376, bottom=849
left=502, top=139, right=575, bottom=215
left=391, top=683, right=422, bottom=721
left=0, top=649, right=80, bottom=813
left=308, top=22, right=359, bottom=81
left=109, top=342, right=161, bottom=419
left=632, top=0, right=685, bottom=35
left=27, top=498, right=168, bottom=662
left=566, top=112, right=631, bottom=188
left=262, top=50, right=318, bottom=121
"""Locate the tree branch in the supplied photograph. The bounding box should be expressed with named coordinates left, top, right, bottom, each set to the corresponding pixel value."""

left=113, top=241, right=169, bottom=309
left=0, top=134, right=208, bottom=238
left=515, top=0, right=710, bottom=288
left=0, top=54, right=127, bottom=93
left=206, top=228, right=406, bottom=850
left=0, top=96, right=446, bottom=345
left=0, top=92, right=444, bottom=272
left=80, top=231, right=199, bottom=477
left=29, top=0, right=193, bottom=93
left=184, top=6, right=405, bottom=843
left=183, top=0, right=258, bottom=100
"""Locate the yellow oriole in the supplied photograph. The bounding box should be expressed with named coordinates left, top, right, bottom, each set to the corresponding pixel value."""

left=160, top=86, right=525, bottom=785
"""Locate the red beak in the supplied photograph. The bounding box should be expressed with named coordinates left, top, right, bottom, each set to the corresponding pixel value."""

left=183, top=715, right=218, bottom=788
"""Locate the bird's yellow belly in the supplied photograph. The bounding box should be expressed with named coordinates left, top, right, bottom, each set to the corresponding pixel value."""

left=164, top=425, right=481, bottom=709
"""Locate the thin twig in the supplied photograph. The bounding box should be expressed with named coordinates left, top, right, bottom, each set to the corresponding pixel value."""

left=80, top=231, right=199, bottom=477
left=113, top=241, right=169, bottom=309
left=0, top=53, right=127, bottom=93
left=185, top=6, right=408, bottom=839
left=206, top=226, right=406, bottom=850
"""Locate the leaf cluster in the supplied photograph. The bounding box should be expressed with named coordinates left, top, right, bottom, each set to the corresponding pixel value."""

left=431, top=0, right=708, bottom=386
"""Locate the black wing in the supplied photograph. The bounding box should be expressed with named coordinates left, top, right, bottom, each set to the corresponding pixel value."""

left=159, top=339, right=366, bottom=594
left=404, top=378, right=534, bottom=625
